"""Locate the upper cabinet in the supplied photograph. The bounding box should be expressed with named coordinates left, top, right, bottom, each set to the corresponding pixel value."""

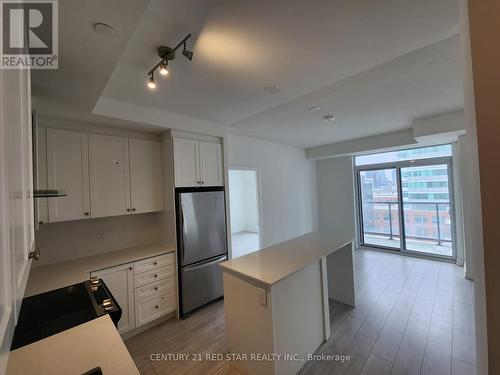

left=41, top=128, right=164, bottom=222
left=89, top=134, right=131, bottom=218
left=173, top=137, right=223, bottom=187
left=47, top=128, right=90, bottom=222
left=129, top=139, right=164, bottom=214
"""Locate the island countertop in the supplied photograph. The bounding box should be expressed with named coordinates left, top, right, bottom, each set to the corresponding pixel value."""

left=220, top=232, right=353, bottom=286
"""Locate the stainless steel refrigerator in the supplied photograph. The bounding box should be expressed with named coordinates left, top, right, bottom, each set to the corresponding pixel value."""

left=175, top=187, right=227, bottom=317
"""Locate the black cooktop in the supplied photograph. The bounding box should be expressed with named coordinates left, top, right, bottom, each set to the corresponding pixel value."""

left=11, top=279, right=122, bottom=350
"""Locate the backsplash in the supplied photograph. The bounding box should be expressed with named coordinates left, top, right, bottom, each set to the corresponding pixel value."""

left=34, top=212, right=164, bottom=266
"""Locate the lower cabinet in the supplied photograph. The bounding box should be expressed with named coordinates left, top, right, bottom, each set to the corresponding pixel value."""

left=91, top=252, right=176, bottom=335
left=91, top=263, right=135, bottom=334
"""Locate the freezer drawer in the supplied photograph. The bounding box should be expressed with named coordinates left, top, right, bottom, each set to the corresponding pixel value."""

left=181, top=255, right=227, bottom=315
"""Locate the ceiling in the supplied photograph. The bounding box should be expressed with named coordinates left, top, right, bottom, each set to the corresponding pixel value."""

left=32, top=0, right=464, bottom=147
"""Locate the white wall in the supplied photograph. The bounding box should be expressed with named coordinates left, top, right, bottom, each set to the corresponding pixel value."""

left=229, top=170, right=259, bottom=234
left=227, top=134, right=317, bottom=247
left=316, top=156, right=356, bottom=242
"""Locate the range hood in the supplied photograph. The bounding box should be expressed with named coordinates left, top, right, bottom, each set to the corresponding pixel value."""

left=33, top=189, right=67, bottom=198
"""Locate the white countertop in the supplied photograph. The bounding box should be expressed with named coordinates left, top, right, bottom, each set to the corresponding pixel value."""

left=26, top=243, right=175, bottom=297
left=220, top=232, right=353, bottom=286
left=7, top=315, right=139, bottom=375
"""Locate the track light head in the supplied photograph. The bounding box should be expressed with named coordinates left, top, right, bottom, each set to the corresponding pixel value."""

left=159, top=61, right=169, bottom=76
left=182, top=42, right=194, bottom=61
left=147, top=74, right=156, bottom=89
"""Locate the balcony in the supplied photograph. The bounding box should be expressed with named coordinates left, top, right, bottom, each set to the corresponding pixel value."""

left=361, top=201, right=453, bottom=257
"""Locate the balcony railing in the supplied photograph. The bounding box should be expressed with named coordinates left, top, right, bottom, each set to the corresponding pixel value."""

left=362, top=200, right=452, bottom=246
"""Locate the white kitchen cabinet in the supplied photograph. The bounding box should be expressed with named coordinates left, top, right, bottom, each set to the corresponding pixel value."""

left=91, top=263, right=135, bottom=334
left=173, top=137, right=200, bottom=187
left=89, top=134, right=131, bottom=218
left=199, top=141, right=223, bottom=186
left=1, top=68, right=34, bottom=374
left=129, top=139, right=163, bottom=214
left=46, top=128, right=90, bottom=222
left=173, top=137, right=223, bottom=187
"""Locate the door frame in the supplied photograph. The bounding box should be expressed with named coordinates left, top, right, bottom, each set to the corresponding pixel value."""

left=355, top=156, right=457, bottom=261
left=228, top=166, right=263, bottom=252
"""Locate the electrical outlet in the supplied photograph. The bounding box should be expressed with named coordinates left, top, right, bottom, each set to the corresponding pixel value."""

left=97, top=231, right=105, bottom=241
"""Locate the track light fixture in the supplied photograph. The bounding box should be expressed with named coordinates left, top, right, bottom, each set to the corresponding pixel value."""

left=159, top=61, right=169, bottom=76
left=182, top=42, right=194, bottom=61
left=147, top=34, right=193, bottom=89
left=147, top=73, right=156, bottom=89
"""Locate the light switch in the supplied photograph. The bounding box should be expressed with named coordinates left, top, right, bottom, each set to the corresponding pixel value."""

left=257, top=287, right=267, bottom=307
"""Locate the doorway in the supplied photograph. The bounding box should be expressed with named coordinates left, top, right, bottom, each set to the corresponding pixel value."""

left=228, top=168, right=261, bottom=258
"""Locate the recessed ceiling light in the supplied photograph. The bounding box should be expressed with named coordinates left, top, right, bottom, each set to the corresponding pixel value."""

left=264, top=85, right=281, bottom=93
left=92, top=23, right=116, bottom=37
left=307, top=106, right=320, bottom=112
left=323, top=114, right=336, bottom=122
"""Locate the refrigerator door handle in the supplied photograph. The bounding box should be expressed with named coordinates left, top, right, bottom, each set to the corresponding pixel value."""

left=183, top=255, right=228, bottom=272
left=179, top=202, right=185, bottom=264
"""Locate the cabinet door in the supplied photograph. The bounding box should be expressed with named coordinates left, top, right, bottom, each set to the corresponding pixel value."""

left=46, top=128, right=90, bottom=222
left=129, top=139, right=163, bottom=214
left=91, top=263, right=135, bottom=334
left=4, top=69, right=34, bottom=319
left=173, top=138, right=200, bottom=187
left=89, top=135, right=131, bottom=218
left=199, top=141, right=223, bottom=186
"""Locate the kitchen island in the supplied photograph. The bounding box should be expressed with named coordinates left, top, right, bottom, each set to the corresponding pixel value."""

left=220, top=232, right=355, bottom=375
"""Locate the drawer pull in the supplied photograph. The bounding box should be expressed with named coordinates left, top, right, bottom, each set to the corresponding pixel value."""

left=154, top=274, right=158, bottom=278
left=162, top=296, right=164, bottom=300
left=155, top=305, right=159, bottom=309
left=154, top=261, right=157, bottom=265
left=154, top=287, right=158, bottom=290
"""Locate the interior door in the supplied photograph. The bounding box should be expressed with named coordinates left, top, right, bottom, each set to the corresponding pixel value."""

left=91, top=263, right=135, bottom=334
left=400, top=163, right=455, bottom=258
left=47, top=128, right=90, bottom=221
left=89, top=134, right=131, bottom=218
left=129, top=138, right=164, bottom=214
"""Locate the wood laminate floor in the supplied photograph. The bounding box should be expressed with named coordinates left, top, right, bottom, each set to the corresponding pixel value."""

left=126, top=249, right=476, bottom=375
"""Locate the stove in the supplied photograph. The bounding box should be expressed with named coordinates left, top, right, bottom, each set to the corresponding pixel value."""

left=11, top=278, right=122, bottom=350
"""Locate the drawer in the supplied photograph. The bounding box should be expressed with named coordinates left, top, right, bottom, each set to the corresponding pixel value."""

left=135, top=292, right=176, bottom=327
left=134, top=264, right=175, bottom=288
left=135, top=276, right=175, bottom=302
left=134, top=252, right=174, bottom=275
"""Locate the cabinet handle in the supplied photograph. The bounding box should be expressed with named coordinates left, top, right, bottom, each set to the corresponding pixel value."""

left=154, top=287, right=158, bottom=291
left=154, top=274, right=158, bottom=278
left=126, top=208, right=131, bottom=212
left=162, top=296, right=165, bottom=300
left=154, top=262, right=157, bottom=266
left=132, top=208, right=136, bottom=212
left=29, top=248, right=41, bottom=261
left=84, top=212, right=89, bottom=216
left=155, top=305, right=159, bottom=309
left=129, top=267, right=132, bottom=270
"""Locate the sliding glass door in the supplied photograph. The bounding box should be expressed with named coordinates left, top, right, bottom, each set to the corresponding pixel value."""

left=400, top=164, right=454, bottom=257
left=359, top=168, right=400, bottom=249
left=355, top=145, right=456, bottom=260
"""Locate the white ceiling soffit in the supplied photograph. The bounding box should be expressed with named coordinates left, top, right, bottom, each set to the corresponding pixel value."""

left=100, top=0, right=460, bottom=143
left=30, top=0, right=151, bottom=128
